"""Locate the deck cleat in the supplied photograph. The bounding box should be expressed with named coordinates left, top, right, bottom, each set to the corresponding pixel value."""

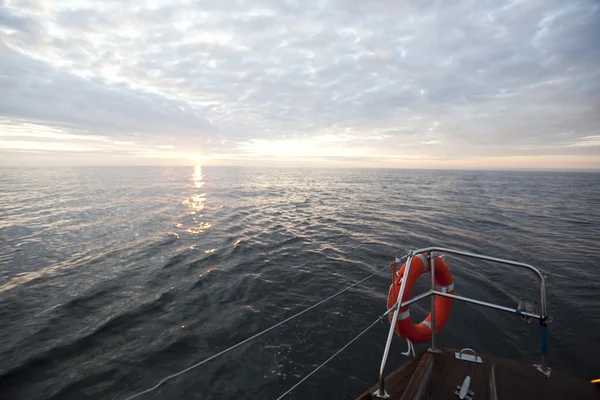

left=455, top=375, right=475, bottom=399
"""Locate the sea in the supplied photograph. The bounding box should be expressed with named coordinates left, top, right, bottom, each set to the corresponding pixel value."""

left=0, top=166, right=598, bottom=399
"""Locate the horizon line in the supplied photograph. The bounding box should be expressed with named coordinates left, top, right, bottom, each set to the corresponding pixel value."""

left=1, top=164, right=599, bottom=173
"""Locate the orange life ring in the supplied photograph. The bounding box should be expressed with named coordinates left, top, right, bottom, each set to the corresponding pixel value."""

left=387, top=254, right=454, bottom=344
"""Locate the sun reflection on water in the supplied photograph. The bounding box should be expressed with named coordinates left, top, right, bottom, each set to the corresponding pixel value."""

left=192, top=165, right=204, bottom=189
left=180, top=165, right=212, bottom=234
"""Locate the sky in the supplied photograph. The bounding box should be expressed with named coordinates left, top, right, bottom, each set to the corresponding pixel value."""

left=0, top=0, right=599, bottom=169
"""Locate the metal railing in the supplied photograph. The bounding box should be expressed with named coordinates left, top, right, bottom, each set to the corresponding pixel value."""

left=374, top=247, right=550, bottom=398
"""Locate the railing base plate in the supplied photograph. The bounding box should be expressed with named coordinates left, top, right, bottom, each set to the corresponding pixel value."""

left=372, top=389, right=390, bottom=399
left=534, top=364, right=552, bottom=377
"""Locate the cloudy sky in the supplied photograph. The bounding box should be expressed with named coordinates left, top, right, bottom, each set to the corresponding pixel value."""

left=1, top=0, right=599, bottom=168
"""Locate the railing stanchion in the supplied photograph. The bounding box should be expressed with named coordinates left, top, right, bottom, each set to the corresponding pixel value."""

left=538, top=273, right=550, bottom=376
left=428, top=251, right=438, bottom=353
left=375, top=253, right=414, bottom=398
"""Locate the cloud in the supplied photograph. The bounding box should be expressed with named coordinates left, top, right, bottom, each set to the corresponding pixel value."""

left=0, top=0, right=599, bottom=168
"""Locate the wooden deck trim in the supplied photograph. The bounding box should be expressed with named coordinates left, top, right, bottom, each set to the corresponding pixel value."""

left=489, top=364, right=498, bottom=400
left=400, top=352, right=434, bottom=400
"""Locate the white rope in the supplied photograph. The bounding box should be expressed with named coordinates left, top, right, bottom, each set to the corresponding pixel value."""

left=401, top=338, right=415, bottom=357
left=276, top=315, right=384, bottom=400
left=123, top=264, right=390, bottom=400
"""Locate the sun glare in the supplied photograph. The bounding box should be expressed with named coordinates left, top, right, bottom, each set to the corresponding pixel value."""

left=181, top=153, right=210, bottom=163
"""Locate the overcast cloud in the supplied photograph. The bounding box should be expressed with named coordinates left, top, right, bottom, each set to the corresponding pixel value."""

left=0, top=0, right=599, bottom=168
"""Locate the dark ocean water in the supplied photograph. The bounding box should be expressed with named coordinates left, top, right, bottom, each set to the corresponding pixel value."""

left=0, top=166, right=599, bottom=400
